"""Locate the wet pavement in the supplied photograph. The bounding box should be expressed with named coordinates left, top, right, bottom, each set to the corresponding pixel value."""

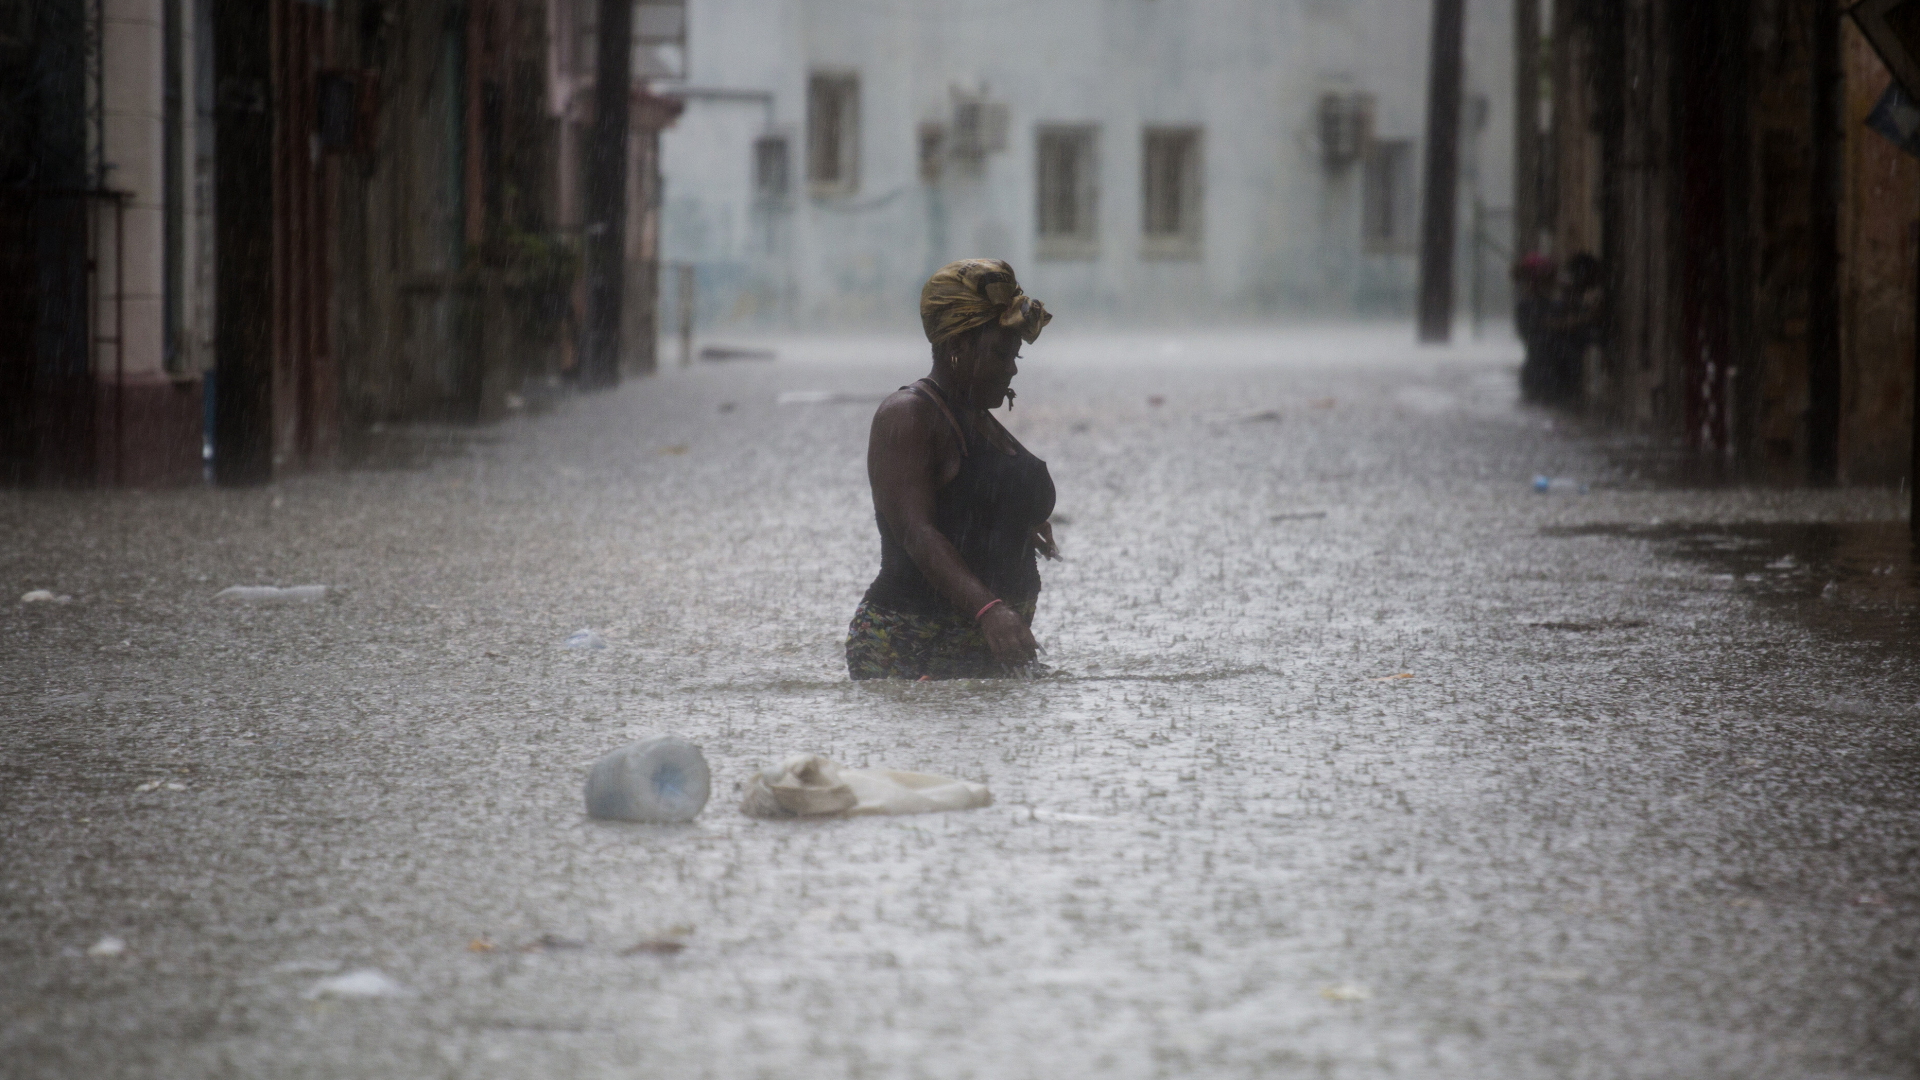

left=3, top=326, right=1917, bottom=1079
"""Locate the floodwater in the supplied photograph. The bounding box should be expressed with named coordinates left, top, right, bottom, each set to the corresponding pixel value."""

left=3, top=327, right=1917, bottom=1079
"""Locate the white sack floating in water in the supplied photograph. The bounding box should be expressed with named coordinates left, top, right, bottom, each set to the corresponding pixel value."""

left=585, top=736, right=711, bottom=823
left=740, top=755, right=992, bottom=819
left=214, top=585, right=327, bottom=602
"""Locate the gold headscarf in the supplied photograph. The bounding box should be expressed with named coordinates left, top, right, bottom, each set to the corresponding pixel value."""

left=918, top=259, right=1052, bottom=346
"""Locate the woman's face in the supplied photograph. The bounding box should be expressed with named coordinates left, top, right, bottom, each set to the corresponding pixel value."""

left=956, top=326, right=1023, bottom=409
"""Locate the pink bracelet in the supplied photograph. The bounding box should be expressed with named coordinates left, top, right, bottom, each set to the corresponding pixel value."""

left=974, top=598, right=1004, bottom=620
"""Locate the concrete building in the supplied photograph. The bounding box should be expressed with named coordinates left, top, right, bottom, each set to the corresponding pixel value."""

left=1541, top=0, right=1916, bottom=489
left=654, top=0, right=1516, bottom=335
left=0, top=0, right=208, bottom=486
left=3, top=0, right=680, bottom=487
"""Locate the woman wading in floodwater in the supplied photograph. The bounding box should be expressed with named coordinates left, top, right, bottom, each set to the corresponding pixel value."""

left=846, top=259, right=1056, bottom=680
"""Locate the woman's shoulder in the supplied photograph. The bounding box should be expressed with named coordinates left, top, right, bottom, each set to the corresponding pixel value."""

left=871, top=383, right=964, bottom=455
left=873, top=383, right=935, bottom=421
left=877, top=382, right=926, bottom=407
left=871, top=383, right=946, bottom=433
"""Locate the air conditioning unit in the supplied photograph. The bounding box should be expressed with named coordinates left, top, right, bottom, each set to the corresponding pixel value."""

left=950, top=92, right=1008, bottom=171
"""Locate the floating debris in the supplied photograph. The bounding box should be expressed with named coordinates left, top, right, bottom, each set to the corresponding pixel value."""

left=1531, top=476, right=1589, bottom=494
left=584, top=735, right=711, bottom=823
left=740, top=754, right=991, bottom=818
left=562, top=629, right=607, bottom=650
left=214, top=585, right=327, bottom=602
left=699, top=345, right=776, bottom=362
left=304, top=969, right=413, bottom=999
left=621, top=939, right=687, bottom=956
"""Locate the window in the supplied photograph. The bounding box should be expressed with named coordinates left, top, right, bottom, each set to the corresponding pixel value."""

left=1317, top=92, right=1374, bottom=172
left=1142, top=127, right=1203, bottom=259
left=1035, top=125, right=1098, bottom=259
left=917, top=122, right=945, bottom=184
left=807, top=72, right=859, bottom=193
left=1362, top=139, right=1417, bottom=253
left=753, top=135, right=789, bottom=201
left=633, top=0, right=688, bottom=79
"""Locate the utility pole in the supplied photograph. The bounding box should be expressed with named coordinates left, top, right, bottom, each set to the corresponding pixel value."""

left=1417, top=0, right=1467, bottom=344
left=580, top=0, right=634, bottom=390
left=212, top=0, right=274, bottom=484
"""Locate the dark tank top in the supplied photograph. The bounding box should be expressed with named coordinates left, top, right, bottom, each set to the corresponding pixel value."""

left=863, top=379, right=1056, bottom=616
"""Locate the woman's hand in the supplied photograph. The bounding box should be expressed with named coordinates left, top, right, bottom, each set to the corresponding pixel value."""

left=980, top=604, right=1038, bottom=665
left=1032, top=520, right=1058, bottom=560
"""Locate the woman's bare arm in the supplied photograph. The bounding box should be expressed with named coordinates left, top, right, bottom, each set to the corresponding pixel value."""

left=867, top=392, right=1038, bottom=663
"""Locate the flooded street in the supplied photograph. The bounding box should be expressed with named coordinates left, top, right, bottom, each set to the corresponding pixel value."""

left=3, top=327, right=1917, bottom=1078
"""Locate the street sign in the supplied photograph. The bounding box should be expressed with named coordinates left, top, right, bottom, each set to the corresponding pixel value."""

left=1851, top=0, right=1920, bottom=99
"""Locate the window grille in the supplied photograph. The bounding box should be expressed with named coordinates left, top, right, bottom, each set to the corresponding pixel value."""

left=1362, top=139, right=1417, bottom=253
left=1035, top=125, right=1098, bottom=259
left=917, top=122, right=945, bottom=184
left=806, top=72, right=858, bottom=192
left=753, top=135, right=789, bottom=201
left=1317, top=92, right=1374, bottom=172
left=1142, top=127, right=1202, bottom=259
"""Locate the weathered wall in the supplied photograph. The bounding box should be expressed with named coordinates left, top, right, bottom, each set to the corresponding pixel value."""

left=1543, top=0, right=1914, bottom=491
left=333, top=0, right=559, bottom=426
left=335, top=0, right=462, bottom=425
left=1838, top=21, right=1918, bottom=484
left=1548, top=1, right=1602, bottom=262
left=1605, top=0, right=1674, bottom=433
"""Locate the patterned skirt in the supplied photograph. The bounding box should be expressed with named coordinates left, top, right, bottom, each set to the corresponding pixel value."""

left=845, top=598, right=1039, bottom=681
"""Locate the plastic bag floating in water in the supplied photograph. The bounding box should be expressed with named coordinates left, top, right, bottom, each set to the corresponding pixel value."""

left=304, top=969, right=413, bottom=1000
left=215, top=585, right=327, bottom=602
left=740, top=754, right=991, bottom=819
left=585, top=735, right=711, bottom=823
left=1531, top=476, right=1589, bottom=494
left=562, top=628, right=607, bottom=650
